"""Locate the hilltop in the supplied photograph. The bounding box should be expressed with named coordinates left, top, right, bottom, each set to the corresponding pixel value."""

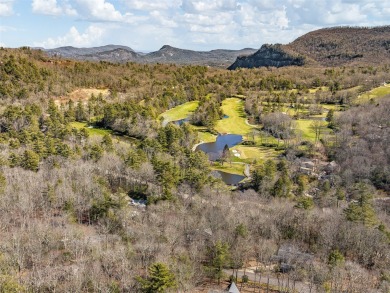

left=229, top=26, right=390, bottom=69
left=44, top=44, right=257, bottom=67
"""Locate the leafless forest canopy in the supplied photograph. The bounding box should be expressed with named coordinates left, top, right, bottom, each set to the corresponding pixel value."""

left=0, top=46, right=389, bottom=292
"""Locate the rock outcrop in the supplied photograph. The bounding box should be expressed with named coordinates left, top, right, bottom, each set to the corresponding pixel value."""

left=228, top=44, right=305, bottom=70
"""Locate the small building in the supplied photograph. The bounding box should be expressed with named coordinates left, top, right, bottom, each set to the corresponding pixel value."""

left=325, top=161, right=340, bottom=174
left=226, top=282, right=240, bottom=293
left=207, top=282, right=240, bottom=293
left=298, top=158, right=318, bottom=175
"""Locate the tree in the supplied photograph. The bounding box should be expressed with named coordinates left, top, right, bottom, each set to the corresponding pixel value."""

left=137, top=263, right=177, bottom=293
left=344, top=184, right=377, bottom=226
left=8, top=153, right=20, bottom=168
left=75, top=101, right=87, bottom=122
left=220, top=144, right=230, bottom=165
left=206, top=241, right=230, bottom=284
left=102, top=134, right=113, bottom=152
left=0, top=171, right=5, bottom=195
left=64, top=99, right=75, bottom=122
left=310, top=120, right=327, bottom=143
left=272, top=174, right=292, bottom=198
left=326, top=109, right=334, bottom=122
left=328, top=249, right=345, bottom=268
left=21, top=150, right=40, bottom=171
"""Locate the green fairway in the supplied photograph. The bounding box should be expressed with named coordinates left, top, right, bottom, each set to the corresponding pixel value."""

left=70, top=122, right=112, bottom=136
left=215, top=98, right=252, bottom=135
left=232, top=145, right=280, bottom=161
left=159, top=101, right=199, bottom=122
left=211, top=162, right=246, bottom=175
left=295, top=119, right=317, bottom=141
left=196, top=129, right=217, bottom=143
left=295, top=119, right=332, bottom=141
left=357, top=84, right=390, bottom=103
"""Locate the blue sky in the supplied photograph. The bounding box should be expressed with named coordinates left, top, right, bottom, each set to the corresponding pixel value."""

left=1, top=0, right=389, bottom=51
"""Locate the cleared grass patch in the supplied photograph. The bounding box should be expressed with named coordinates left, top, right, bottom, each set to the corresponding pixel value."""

left=197, top=131, right=217, bottom=143
left=215, top=98, right=252, bottom=135
left=211, top=162, right=245, bottom=175
left=294, top=119, right=332, bottom=142
left=357, top=84, right=390, bottom=103
left=295, top=119, right=317, bottom=141
left=70, top=122, right=112, bottom=136
left=55, top=88, right=109, bottom=106
left=232, top=145, right=280, bottom=161
left=159, top=101, right=199, bottom=122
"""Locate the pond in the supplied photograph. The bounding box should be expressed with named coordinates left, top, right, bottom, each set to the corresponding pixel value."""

left=195, top=134, right=243, bottom=161
left=212, top=170, right=245, bottom=185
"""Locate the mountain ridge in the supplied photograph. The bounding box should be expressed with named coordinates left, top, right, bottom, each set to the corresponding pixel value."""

left=229, top=25, right=390, bottom=69
left=44, top=45, right=257, bottom=67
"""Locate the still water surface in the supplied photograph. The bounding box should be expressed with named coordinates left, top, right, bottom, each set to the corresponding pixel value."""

left=196, top=134, right=243, bottom=161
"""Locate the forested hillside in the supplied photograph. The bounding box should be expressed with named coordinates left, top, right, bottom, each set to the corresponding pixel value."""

left=0, top=47, right=389, bottom=292
left=230, top=26, right=390, bottom=69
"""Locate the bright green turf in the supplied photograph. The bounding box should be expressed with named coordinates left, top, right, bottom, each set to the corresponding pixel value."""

left=295, top=119, right=317, bottom=141
left=232, top=145, right=280, bottom=162
left=159, top=101, right=199, bottom=122
left=70, top=122, right=112, bottom=136
left=294, top=119, right=331, bottom=142
left=215, top=98, right=252, bottom=135
left=211, top=162, right=246, bottom=175
left=357, top=84, right=390, bottom=103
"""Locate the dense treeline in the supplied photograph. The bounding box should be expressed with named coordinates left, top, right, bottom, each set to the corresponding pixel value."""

left=289, top=26, right=390, bottom=66
left=329, top=97, right=390, bottom=191
left=0, top=47, right=389, bottom=292
left=1, top=47, right=389, bottom=107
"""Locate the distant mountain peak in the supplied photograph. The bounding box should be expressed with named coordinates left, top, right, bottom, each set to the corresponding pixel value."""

left=159, top=45, right=176, bottom=51
left=43, top=44, right=257, bottom=67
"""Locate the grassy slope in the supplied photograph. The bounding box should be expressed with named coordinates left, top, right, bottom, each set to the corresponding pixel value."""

left=159, top=101, right=199, bottom=122
left=295, top=120, right=316, bottom=141
left=211, top=163, right=246, bottom=175
left=70, top=122, right=112, bottom=136
left=215, top=98, right=252, bottom=135
left=357, top=84, right=390, bottom=104
left=196, top=129, right=217, bottom=143
left=232, top=145, right=280, bottom=161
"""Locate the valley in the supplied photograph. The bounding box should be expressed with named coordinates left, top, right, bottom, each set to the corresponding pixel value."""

left=1, top=25, right=390, bottom=292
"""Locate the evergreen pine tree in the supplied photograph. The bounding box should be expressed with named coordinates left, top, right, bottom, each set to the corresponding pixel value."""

left=137, top=263, right=177, bottom=293
left=21, top=150, right=40, bottom=171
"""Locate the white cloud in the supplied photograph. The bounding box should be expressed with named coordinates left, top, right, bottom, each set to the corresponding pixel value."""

left=0, top=25, right=16, bottom=32
left=0, top=0, right=14, bottom=16
left=270, top=6, right=289, bottom=28
left=35, top=25, right=105, bottom=48
left=181, top=0, right=239, bottom=13
left=150, top=11, right=177, bottom=28
left=182, top=12, right=233, bottom=26
left=32, top=0, right=77, bottom=16
left=75, top=0, right=123, bottom=21
left=7, top=0, right=390, bottom=51
left=65, top=0, right=390, bottom=50
left=125, top=0, right=181, bottom=11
